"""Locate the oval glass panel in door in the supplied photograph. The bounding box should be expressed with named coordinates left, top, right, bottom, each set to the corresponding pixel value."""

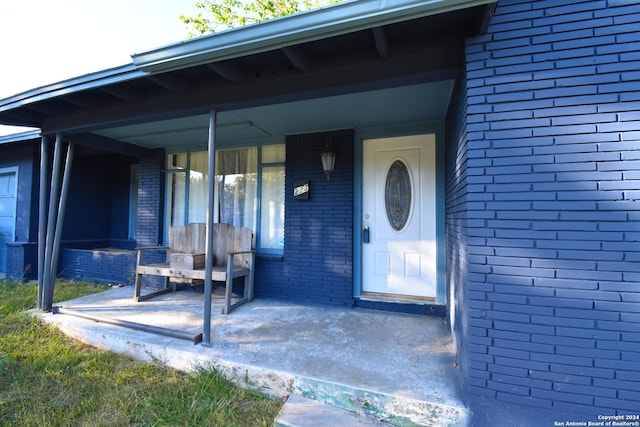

left=385, top=159, right=412, bottom=231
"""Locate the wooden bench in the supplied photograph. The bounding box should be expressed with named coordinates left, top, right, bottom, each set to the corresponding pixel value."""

left=133, top=223, right=255, bottom=314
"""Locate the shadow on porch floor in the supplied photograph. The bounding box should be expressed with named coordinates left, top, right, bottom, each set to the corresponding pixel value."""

left=36, top=285, right=468, bottom=426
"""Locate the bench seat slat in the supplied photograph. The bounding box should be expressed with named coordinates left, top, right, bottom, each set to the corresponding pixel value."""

left=136, top=263, right=250, bottom=281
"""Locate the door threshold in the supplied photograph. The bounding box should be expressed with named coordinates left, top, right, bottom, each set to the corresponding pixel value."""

left=355, top=293, right=445, bottom=317
left=360, top=291, right=435, bottom=304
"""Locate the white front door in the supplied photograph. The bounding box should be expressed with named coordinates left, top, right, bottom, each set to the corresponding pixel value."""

left=0, top=167, right=18, bottom=273
left=362, top=135, right=436, bottom=299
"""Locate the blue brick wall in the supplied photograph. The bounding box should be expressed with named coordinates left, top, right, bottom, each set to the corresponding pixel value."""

left=137, top=150, right=164, bottom=247
left=6, top=242, right=37, bottom=280
left=131, top=150, right=166, bottom=288
left=60, top=248, right=136, bottom=285
left=255, top=129, right=354, bottom=306
left=63, top=156, right=112, bottom=241
left=449, top=0, right=640, bottom=415
left=54, top=152, right=147, bottom=285
left=53, top=153, right=138, bottom=284
left=445, top=76, right=474, bottom=395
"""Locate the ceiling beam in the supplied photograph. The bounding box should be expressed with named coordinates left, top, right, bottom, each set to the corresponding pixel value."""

left=148, top=74, right=191, bottom=93
left=281, top=46, right=312, bottom=72
left=1, top=108, right=45, bottom=124
left=63, top=92, right=109, bottom=109
left=372, top=27, right=388, bottom=59
left=101, top=85, right=147, bottom=102
left=0, top=113, right=37, bottom=128
left=64, top=132, right=153, bottom=158
left=25, top=100, right=75, bottom=117
left=207, top=61, right=250, bottom=84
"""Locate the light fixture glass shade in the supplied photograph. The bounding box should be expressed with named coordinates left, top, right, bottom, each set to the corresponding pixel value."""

left=321, top=143, right=335, bottom=180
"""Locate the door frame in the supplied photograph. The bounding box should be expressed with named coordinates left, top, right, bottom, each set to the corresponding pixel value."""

left=354, top=123, right=446, bottom=304
left=0, top=166, right=19, bottom=273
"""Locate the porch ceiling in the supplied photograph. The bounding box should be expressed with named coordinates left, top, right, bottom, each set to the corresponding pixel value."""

left=94, top=80, right=454, bottom=150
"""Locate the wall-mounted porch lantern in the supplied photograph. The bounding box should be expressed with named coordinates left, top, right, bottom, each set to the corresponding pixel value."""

left=321, top=138, right=336, bottom=180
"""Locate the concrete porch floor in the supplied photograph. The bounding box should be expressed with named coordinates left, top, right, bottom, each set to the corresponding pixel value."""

left=37, top=285, right=468, bottom=426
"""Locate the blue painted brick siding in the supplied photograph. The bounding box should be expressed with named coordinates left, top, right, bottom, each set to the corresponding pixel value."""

left=6, top=243, right=37, bottom=281
left=448, top=0, right=640, bottom=415
left=137, top=151, right=164, bottom=247
left=60, top=248, right=136, bottom=285
left=255, top=129, right=354, bottom=306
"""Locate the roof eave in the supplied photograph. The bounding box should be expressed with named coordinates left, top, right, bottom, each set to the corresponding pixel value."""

left=0, top=0, right=493, bottom=117
left=0, top=129, right=41, bottom=145
left=0, top=64, right=143, bottom=113
left=133, top=0, right=495, bottom=72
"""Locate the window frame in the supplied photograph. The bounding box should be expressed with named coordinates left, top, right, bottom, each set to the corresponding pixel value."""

left=164, top=141, right=285, bottom=254
left=257, top=159, right=285, bottom=255
left=128, top=164, right=139, bottom=240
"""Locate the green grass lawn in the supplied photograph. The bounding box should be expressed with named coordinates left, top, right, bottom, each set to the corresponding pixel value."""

left=0, top=280, right=282, bottom=426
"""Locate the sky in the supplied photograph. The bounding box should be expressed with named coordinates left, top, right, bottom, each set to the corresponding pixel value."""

left=0, top=0, right=200, bottom=135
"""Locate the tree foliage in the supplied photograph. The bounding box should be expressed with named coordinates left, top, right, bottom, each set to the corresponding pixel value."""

left=180, top=0, right=345, bottom=38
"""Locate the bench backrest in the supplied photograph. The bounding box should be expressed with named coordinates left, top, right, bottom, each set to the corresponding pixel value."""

left=169, top=223, right=252, bottom=268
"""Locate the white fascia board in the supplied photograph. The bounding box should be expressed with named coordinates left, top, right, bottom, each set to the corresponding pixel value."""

left=132, top=0, right=494, bottom=73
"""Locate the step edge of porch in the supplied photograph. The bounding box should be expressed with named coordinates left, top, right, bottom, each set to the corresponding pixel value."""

left=37, top=309, right=469, bottom=427
left=274, top=395, right=389, bottom=427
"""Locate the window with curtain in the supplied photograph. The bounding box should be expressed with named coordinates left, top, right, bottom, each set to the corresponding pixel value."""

left=214, top=148, right=258, bottom=231
left=260, top=145, right=285, bottom=251
left=165, top=144, right=285, bottom=253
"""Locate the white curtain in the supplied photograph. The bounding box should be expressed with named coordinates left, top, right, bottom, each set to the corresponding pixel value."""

left=214, top=148, right=258, bottom=231
left=188, top=152, right=208, bottom=223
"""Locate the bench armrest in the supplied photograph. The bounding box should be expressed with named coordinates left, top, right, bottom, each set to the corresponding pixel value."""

left=225, top=250, right=255, bottom=270
left=135, top=246, right=170, bottom=266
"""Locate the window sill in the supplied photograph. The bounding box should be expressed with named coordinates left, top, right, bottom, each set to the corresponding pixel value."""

left=256, top=253, right=284, bottom=261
